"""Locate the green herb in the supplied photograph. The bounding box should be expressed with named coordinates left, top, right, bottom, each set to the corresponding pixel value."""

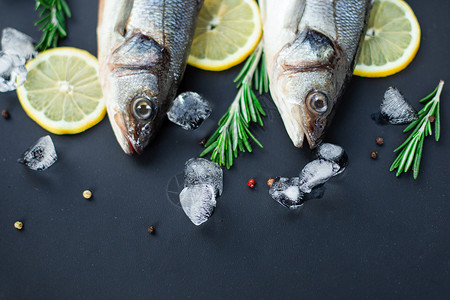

left=35, top=0, right=71, bottom=51
left=200, top=41, right=269, bottom=169
left=390, top=80, right=444, bottom=179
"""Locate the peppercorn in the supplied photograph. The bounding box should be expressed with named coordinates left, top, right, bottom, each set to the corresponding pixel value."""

left=199, top=138, right=207, bottom=146
left=267, top=177, right=274, bottom=187
left=247, top=178, right=256, bottom=188
left=370, top=151, right=378, bottom=159
left=148, top=225, right=155, bottom=234
left=428, top=115, right=436, bottom=123
left=82, top=190, right=92, bottom=199
left=1, top=109, right=10, bottom=119
left=14, top=221, right=23, bottom=230
left=376, top=137, right=384, bottom=145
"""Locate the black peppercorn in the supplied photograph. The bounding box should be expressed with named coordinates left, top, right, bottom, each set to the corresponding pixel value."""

left=370, top=151, right=378, bottom=159
left=1, top=109, right=10, bottom=119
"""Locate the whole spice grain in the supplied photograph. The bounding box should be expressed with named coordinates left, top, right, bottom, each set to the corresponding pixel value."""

left=2, top=109, right=10, bottom=119
left=376, top=137, right=384, bottom=145
left=82, top=190, right=92, bottom=199
left=199, top=138, right=207, bottom=146
left=247, top=178, right=256, bottom=188
left=370, top=151, right=378, bottom=159
left=148, top=225, right=155, bottom=234
left=428, top=115, right=436, bottom=123
left=14, top=221, right=23, bottom=230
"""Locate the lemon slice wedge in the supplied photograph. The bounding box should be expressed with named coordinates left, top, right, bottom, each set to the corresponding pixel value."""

left=354, top=0, right=421, bottom=78
left=17, top=47, right=105, bottom=134
left=188, top=0, right=262, bottom=71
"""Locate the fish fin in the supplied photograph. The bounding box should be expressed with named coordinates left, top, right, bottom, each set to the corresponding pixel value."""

left=97, top=0, right=134, bottom=60
left=279, top=29, right=341, bottom=74
left=262, top=0, right=306, bottom=74
left=108, top=32, right=170, bottom=75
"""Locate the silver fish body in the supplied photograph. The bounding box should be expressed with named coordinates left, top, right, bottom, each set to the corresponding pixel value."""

left=98, top=0, right=203, bottom=154
left=261, top=0, right=372, bottom=148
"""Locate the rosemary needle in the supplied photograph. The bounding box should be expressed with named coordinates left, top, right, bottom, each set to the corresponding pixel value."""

left=390, top=80, right=444, bottom=179
left=200, top=41, right=269, bottom=169
left=35, top=0, right=71, bottom=51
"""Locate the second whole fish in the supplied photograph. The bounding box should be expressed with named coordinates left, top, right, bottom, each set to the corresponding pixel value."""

left=260, top=0, right=372, bottom=148
left=98, top=0, right=203, bottom=154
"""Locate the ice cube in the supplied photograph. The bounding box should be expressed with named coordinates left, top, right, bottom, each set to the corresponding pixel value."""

left=167, top=91, right=212, bottom=130
left=0, top=51, right=27, bottom=92
left=179, top=184, right=216, bottom=226
left=380, top=87, right=418, bottom=125
left=1, top=28, right=37, bottom=60
left=18, top=135, right=58, bottom=171
left=299, top=159, right=340, bottom=193
left=316, top=143, right=348, bottom=171
left=184, top=157, right=223, bottom=196
left=269, top=177, right=304, bottom=209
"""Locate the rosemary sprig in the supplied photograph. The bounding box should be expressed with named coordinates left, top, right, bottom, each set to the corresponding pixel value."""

left=200, top=41, right=269, bottom=169
left=35, top=0, right=71, bottom=51
left=390, top=80, right=444, bottom=179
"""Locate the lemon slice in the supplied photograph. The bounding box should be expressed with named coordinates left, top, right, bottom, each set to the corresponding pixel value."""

left=17, top=47, right=105, bottom=134
left=188, top=0, right=262, bottom=71
left=354, top=0, right=420, bottom=78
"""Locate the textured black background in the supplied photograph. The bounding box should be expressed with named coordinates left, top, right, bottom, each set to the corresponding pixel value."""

left=1, top=0, right=449, bottom=299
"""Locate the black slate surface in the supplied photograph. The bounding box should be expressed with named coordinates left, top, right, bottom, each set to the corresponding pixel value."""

left=1, top=1, right=449, bottom=299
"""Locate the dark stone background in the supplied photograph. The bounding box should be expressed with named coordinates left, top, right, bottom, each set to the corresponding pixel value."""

left=0, top=0, right=449, bottom=298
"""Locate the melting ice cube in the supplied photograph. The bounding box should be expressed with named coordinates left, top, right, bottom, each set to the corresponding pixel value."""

left=167, top=92, right=212, bottom=130
left=0, top=51, right=27, bottom=92
left=269, top=177, right=304, bottom=209
left=316, top=143, right=348, bottom=171
left=184, top=157, right=223, bottom=196
left=18, top=135, right=58, bottom=171
left=380, top=87, right=418, bottom=125
left=0, top=28, right=36, bottom=92
left=299, top=159, right=340, bottom=193
left=1, top=28, right=37, bottom=60
left=179, top=184, right=216, bottom=226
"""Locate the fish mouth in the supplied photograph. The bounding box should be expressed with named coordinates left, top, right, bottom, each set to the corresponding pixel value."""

left=109, top=108, right=146, bottom=155
left=115, top=115, right=147, bottom=155
left=302, top=117, right=327, bottom=149
left=124, top=135, right=144, bottom=155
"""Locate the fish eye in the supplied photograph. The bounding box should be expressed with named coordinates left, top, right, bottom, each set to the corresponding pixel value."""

left=306, top=91, right=328, bottom=114
left=132, top=97, right=155, bottom=120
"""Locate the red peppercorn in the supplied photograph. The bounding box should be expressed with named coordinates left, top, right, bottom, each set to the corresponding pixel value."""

left=376, top=137, right=384, bottom=145
left=247, top=178, right=256, bottom=188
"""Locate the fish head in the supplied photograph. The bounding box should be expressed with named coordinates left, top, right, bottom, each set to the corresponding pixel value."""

left=107, top=87, right=161, bottom=155
left=102, top=32, right=171, bottom=154
left=276, top=29, right=345, bottom=148
left=281, top=72, right=338, bottom=149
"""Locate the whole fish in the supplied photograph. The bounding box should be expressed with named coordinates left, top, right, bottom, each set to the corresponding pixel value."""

left=260, top=0, right=372, bottom=148
left=98, top=0, right=203, bottom=154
